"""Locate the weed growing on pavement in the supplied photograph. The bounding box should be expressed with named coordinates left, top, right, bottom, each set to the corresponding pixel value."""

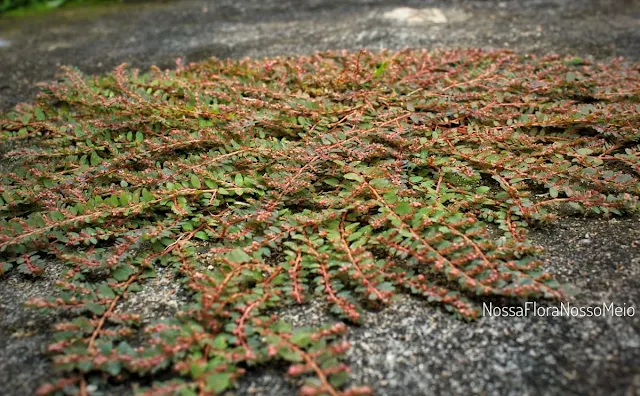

left=1, top=49, right=638, bottom=395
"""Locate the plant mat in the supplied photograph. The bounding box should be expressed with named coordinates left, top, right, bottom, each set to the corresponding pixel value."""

left=0, top=0, right=119, bottom=15
left=0, top=49, right=638, bottom=395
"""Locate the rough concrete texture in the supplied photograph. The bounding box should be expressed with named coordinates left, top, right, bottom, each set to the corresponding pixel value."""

left=0, top=1, right=639, bottom=395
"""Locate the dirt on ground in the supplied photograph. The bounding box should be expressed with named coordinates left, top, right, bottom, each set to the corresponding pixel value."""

left=0, top=1, right=639, bottom=395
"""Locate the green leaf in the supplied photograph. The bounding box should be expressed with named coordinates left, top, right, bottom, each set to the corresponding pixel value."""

left=97, top=284, right=116, bottom=299
left=343, top=173, right=363, bottom=182
left=116, top=341, right=135, bottom=355
left=90, top=151, right=102, bottom=166
left=104, top=360, right=122, bottom=376
left=34, top=108, right=46, bottom=121
left=290, top=330, right=311, bottom=347
left=566, top=57, right=584, bottom=66
left=226, top=248, right=252, bottom=263
left=142, top=188, right=154, bottom=202
left=86, top=302, right=106, bottom=315
left=205, top=373, right=231, bottom=393
left=99, top=341, right=113, bottom=355
left=549, top=187, right=558, bottom=198
left=614, top=174, right=634, bottom=183
left=278, top=346, right=303, bottom=362
left=204, top=179, right=218, bottom=189
left=212, top=335, right=227, bottom=349
left=191, top=174, right=202, bottom=189
left=576, top=148, right=593, bottom=156
left=383, top=191, right=398, bottom=204
left=179, top=388, right=198, bottom=396
left=394, top=201, right=412, bottom=215
left=182, top=221, right=194, bottom=231
left=136, top=131, right=144, bottom=143
left=112, top=264, right=134, bottom=281
left=78, top=360, right=93, bottom=373
left=1, top=262, right=14, bottom=274
left=330, top=372, right=349, bottom=388
left=21, top=113, right=31, bottom=124
left=119, top=192, right=130, bottom=206
left=374, top=61, right=389, bottom=78
left=235, top=173, right=244, bottom=187
left=369, top=178, right=389, bottom=188
left=11, top=222, right=24, bottom=234
left=45, top=0, right=66, bottom=8
left=195, top=231, right=209, bottom=240
left=140, top=269, right=156, bottom=279
left=377, top=282, right=395, bottom=292
left=191, top=362, right=205, bottom=378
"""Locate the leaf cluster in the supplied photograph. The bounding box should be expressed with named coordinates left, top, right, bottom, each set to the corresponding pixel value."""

left=0, top=49, right=638, bottom=395
left=0, top=0, right=119, bottom=14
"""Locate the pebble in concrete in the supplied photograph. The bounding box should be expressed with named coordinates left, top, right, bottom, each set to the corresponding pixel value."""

left=382, top=7, right=448, bottom=25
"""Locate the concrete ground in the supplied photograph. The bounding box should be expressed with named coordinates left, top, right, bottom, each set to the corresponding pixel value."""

left=0, top=1, right=639, bottom=395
